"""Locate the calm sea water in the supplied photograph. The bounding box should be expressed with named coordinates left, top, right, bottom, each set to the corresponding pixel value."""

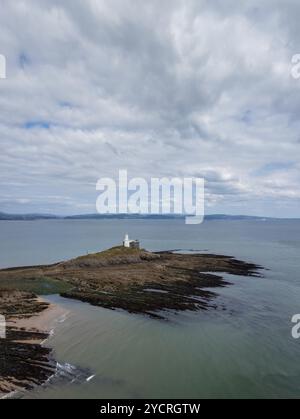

left=0, top=219, right=300, bottom=399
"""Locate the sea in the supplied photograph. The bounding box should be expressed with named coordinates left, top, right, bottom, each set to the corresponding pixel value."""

left=0, top=218, right=299, bottom=399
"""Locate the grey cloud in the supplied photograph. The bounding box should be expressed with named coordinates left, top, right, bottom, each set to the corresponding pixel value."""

left=0, top=0, right=299, bottom=216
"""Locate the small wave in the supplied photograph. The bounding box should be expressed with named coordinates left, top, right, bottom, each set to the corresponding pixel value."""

left=57, top=313, right=69, bottom=324
left=49, top=362, right=93, bottom=386
left=1, top=390, right=19, bottom=399
left=0, top=359, right=91, bottom=399
left=40, top=328, right=55, bottom=345
left=40, top=311, right=69, bottom=346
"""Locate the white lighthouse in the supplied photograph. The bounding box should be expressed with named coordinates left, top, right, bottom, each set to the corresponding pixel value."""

left=123, top=234, right=131, bottom=248
left=123, top=234, right=140, bottom=249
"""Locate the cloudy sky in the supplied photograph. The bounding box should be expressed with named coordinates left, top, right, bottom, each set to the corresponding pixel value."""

left=0, top=0, right=300, bottom=217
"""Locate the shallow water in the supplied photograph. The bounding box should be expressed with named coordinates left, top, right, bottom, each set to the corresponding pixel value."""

left=0, top=219, right=299, bottom=398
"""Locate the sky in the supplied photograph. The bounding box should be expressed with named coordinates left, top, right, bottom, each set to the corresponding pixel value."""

left=0, top=0, right=300, bottom=217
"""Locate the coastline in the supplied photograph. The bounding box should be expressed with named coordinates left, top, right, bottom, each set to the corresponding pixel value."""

left=0, top=291, right=69, bottom=397
left=13, top=297, right=69, bottom=342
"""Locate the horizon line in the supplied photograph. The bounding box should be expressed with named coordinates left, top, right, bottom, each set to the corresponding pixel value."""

left=0, top=211, right=299, bottom=220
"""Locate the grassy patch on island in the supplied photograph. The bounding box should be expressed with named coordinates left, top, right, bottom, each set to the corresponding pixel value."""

left=0, top=276, right=73, bottom=295
left=75, top=245, right=144, bottom=260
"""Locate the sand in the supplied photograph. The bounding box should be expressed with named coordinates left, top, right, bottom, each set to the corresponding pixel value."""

left=14, top=297, right=69, bottom=340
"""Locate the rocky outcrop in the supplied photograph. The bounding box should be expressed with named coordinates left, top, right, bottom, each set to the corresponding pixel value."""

left=0, top=290, right=54, bottom=396
left=0, top=247, right=262, bottom=320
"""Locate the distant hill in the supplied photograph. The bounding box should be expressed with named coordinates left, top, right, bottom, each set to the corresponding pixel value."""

left=0, top=212, right=184, bottom=221
left=0, top=212, right=59, bottom=220
left=64, top=213, right=184, bottom=220
left=205, top=214, right=272, bottom=221
left=0, top=212, right=297, bottom=221
left=64, top=213, right=275, bottom=221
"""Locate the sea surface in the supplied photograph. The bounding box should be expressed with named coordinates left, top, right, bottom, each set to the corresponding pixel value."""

left=0, top=219, right=299, bottom=399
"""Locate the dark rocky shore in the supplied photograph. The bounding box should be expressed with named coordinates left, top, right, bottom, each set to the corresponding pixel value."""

left=0, top=290, right=55, bottom=395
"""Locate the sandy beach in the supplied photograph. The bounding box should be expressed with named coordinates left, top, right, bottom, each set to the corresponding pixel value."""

left=12, top=297, right=69, bottom=343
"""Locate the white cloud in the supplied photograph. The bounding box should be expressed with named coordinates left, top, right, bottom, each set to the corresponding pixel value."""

left=0, top=0, right=299, bottom=216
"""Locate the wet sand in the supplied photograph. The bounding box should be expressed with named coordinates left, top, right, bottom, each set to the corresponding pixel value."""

left=14, top=297, right=69, bottom=341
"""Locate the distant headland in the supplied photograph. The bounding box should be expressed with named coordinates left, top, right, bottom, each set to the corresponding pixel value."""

left=0, top=211, right=296, bottom=221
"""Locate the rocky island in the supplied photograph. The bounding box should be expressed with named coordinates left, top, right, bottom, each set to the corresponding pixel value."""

left=0, top=245, right=262, bottom=395
left=0, top=246, right=262, bottom=320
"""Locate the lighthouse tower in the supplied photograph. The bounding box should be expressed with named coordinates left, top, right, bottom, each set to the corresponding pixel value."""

left=123, top=234, right=131, bottom=248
